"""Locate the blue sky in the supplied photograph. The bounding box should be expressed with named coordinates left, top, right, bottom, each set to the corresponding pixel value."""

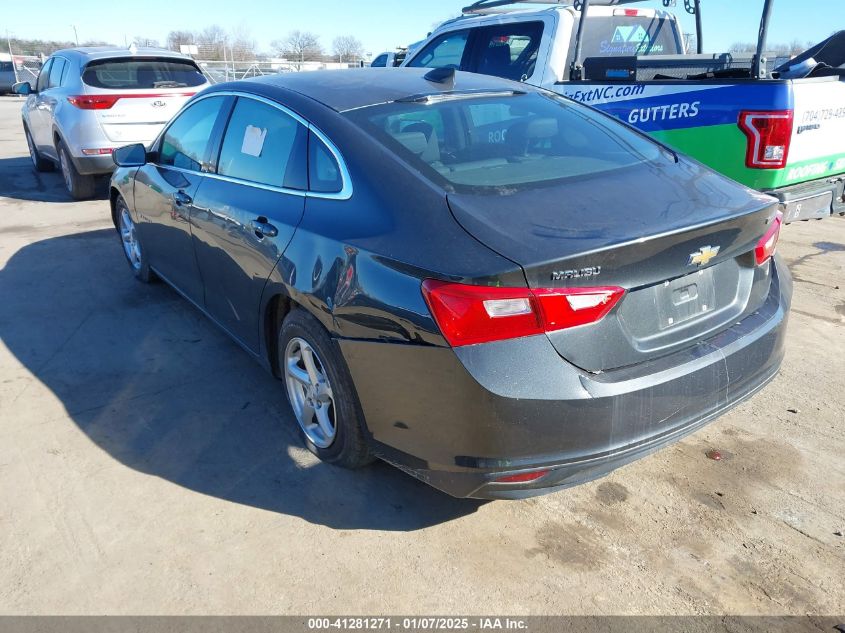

left=5, top=0, right=839, bottom=57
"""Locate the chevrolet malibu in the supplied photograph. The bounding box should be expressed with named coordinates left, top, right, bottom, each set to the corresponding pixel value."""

left=109, top=68, right=791, bottom=499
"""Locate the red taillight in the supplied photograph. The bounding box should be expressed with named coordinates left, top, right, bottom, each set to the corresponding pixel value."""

left=614, top=8, right=643, bottom=16
left=68, top=95, right=121, bottom=110
left=421, top=280, right=625, bottom=347
left=738, top=110, right=794, bottom=169
left=67, top=92, right=196, bottom=110
left=495, top=470, right=549, bottom=484
left=755, top=213, right=783, bottom=265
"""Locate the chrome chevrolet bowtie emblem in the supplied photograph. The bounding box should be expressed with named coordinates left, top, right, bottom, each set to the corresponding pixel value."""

left=688, top=245, right=721, bottom=267
left=151, top=100, right=166, bottom=108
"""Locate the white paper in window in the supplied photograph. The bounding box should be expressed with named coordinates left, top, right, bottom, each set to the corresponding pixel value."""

left=241, top=125, right=267, bottom=158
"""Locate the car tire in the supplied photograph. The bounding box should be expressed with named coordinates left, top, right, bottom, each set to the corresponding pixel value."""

left=57, top=139, right=96, bottom=200
left=279, top=308, right=374, bottom=469
left=115, top=195, right=154, bottom=283
left=24, top=125, right=54, bottom=172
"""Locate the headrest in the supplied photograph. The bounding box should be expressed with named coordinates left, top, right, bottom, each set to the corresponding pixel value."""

left=525, top=117, right=558, bottom=139
left=391, top=132, right=429, bottom=156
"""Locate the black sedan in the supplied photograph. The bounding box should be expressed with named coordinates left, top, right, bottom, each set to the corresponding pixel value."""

left=109, top=68, right=791, bottom=499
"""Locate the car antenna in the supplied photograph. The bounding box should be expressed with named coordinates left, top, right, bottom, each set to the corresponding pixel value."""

left=424, top=67, right=457, bottom=87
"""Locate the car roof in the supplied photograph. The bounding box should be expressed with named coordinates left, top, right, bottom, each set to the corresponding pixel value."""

left=51, top=47, right=195, bottom=62
left=229, top=68, right=533, bottom=113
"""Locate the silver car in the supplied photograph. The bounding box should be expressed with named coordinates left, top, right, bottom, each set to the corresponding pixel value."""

left=15, top=47, right=209, bottom=199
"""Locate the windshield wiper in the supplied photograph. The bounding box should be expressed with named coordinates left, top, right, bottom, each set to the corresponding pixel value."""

left=153, top=81, right=187, bottom=88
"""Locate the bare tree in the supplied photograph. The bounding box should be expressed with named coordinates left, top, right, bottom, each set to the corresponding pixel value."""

left=197, top=25, right=229, bottom=61
left=166, top=30, right=195, bottom=52
left=272, top=30, right=323, bottom=62
left=229, top=24, right=257, bottom=62
left=333, top=35, right=364, bottom=63
left=132, top=36, right=160, bottom=48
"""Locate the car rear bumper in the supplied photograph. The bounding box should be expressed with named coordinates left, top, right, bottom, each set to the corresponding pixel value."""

left=339, top=257, right=792, bottom=499
left=766, top=176, right=845, bottom=222
left=72, top=153, right=116, bottom=176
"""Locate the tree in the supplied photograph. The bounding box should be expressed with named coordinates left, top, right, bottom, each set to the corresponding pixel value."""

left=197, top=25, right=229, bottom=61
left=167, top=30, right=195, bottom=52
left=229, top=24, right=257, bottom=62
left=333, top=35, right=364, bottom=63
left=272, top=30, right=323, bottom=62
left=133, top=36, right=160, bottom=48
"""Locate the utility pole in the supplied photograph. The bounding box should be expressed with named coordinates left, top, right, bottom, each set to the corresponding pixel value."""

left=6, top=29, right=17, bottom=86
left=71, top=24, right=79, bottom=46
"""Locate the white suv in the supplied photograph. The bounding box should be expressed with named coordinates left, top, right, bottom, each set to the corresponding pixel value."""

left=15, top=47, right=209, bottom=199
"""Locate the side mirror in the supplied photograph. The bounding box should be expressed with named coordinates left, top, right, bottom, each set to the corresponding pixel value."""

left=113, top=143, right=147, bottom=168
left=13, top=82, right=33, bottom=95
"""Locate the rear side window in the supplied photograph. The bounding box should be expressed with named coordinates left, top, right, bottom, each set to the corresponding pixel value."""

left=48, top=58, right=66, bottom=88
left=473, top=22, right=544, bottom=81
left=218, top=98, right=307, bottom=190
left=0, top=62, right=13, bottom=72
left=407, top=30, right=470, bottom=69
left=82, top=57, right=206, bottom=89
left=371, top=54, right=388, bottom=67
left=309, top=134, right=343, bottom=194
left=576, top=16, right=683, bottom=57
left=159, top=97, right=225, bottom=171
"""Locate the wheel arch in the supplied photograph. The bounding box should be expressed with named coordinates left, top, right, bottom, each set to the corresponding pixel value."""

left=263, top=290, right=294, bottom=378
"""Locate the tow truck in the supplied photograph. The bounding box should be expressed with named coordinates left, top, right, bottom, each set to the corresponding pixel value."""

left=402, top=0, right=845, bottom=222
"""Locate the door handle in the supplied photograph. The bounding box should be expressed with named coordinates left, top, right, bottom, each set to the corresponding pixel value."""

left=250, top=217, right=278, bottom=238
left=173, top=191, right=192, bottom=206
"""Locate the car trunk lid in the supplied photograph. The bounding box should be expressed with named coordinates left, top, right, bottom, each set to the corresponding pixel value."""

left=79, top=56, right=207, bottom=144
left=447, top=159, right=780, bottom=371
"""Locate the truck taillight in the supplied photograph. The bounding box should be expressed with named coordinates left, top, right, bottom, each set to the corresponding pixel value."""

left=738, top=110, right=794, bottom=169
left=614, top=9, right=643, bottom=16
left=755, top=213, right=783, bottom=265
left=421, top=280, right=625, bottom=347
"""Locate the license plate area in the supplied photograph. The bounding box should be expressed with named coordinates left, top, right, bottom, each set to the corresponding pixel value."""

left=656, top=268, right=717, bottom=330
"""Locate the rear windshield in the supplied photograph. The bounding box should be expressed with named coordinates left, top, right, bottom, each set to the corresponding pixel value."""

left=82, top=57, right=206, bottom=89
left=346, top=91, right=664, bottom=192
left=577, top=16, right=683, bottom=57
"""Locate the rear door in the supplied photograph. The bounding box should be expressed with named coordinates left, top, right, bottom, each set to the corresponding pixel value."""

left=81, top=57, right=207, bottom=145
left=133, top=94, right=233, bottom=305
left=189, top=96, right=308, bottom=352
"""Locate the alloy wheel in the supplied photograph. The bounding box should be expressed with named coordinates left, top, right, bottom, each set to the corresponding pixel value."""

left=59, top=148, right=72, bottom=192
left=25, top=130, right=37, bottom=168
left=284, top=337, right=337, bottom=449
left=119, top=205, right=142, bottom=271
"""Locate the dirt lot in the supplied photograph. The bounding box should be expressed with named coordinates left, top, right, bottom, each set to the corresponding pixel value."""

left=0, top=95, right=843, bottom=617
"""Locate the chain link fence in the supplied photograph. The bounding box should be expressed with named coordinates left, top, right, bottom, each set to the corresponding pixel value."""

left=197, top=60, right=362, bottom=83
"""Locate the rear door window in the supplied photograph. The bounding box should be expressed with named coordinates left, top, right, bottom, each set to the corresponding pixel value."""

left=82, top=57, right=206, bottom=89
left=576, top=16, right=683, bottom=58
left=0, top=61, right=13, bottom=72
left=217, top=98, right=308, bottom=190
left=159, top=96, right=227, bottom=172
left=407, top=30, right=470, bottom=69
left=36, top=59, right=52, bottom=92
left=471, top=22, right=544, bottom=81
